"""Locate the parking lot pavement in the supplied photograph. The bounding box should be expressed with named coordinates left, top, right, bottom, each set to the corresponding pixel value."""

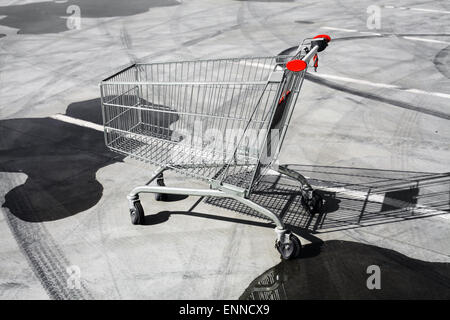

left=0, top=0, right=449, bottom=299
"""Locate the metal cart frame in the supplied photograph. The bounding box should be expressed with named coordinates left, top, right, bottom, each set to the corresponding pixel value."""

left=100, top=35, right=331, bottom=259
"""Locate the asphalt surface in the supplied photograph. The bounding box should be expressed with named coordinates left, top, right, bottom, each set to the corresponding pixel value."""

left=240, top=240, right=450, bottom=299
left=0, top=0, right=180, bottom=34
left=0, top=0, right=449, bottom=299
left=0, top=100, right=122, bottom=222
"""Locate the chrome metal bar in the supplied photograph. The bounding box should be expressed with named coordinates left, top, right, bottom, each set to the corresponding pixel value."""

left=302, top=44, right=319, bottom=64
left=127, top=185, right=285, bottom=229
left=103, top=81, right=269, bottom=86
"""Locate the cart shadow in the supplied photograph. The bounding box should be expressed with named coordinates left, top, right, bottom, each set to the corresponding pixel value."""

left=239, top=240, right=450, bottom=300
left=141, top=166, right=450, bottom=299
left=0, top=96, right=179, bottom=222
left=158, top=194, right=189, bottom=202
left=143, top=207, right=322, bottom=243
left=204, top=165, right=450, bottom=233
left=0, top=112, right=122, bottom=223
left=143, top=209, right=271, bottom=226
left=144, top=207, right=277, bottom=229
left=0, top=0, right=180, bottom=35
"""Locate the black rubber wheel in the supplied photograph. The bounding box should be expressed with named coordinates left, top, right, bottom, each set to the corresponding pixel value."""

left=301, top=190, right=324, bottom=215
left=311, top=191, right=324, bottom=214
left=155, top=178, right=168, bottom=201
left=130, top=201, right=144, bottom=225
left=276, top=234, right=301, bottom=260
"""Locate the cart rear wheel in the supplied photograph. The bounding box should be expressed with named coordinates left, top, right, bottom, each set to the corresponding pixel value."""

left=311, top=191, right=324, bottom=214
left=130, top=201, right=144, bottom=225
left=276, top=234, right=301, bottom=260
left=301, top=190, right=324, bottom=215
left=155, top=177, right=168, bottom=201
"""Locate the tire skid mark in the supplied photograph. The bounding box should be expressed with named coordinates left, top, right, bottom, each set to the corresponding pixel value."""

left=305, top=73, right=450, bottom=120
left=0, top=99, right=120, bottom=299
left=212, top=222, right=240, bottom=299
left=433, top=45, right=450, bottom=79
left=2, top=201, right=93, bottom=299
left=0, top=174, right=93, bottom=299
left=95, top=195, right=124, bottom=299
left=279, top=36, right=450, bottom=120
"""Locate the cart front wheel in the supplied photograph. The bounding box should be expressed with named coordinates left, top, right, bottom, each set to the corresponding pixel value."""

left=276, top=234, right=301, bottom=260
left=130, top=201, right=145, bottom=225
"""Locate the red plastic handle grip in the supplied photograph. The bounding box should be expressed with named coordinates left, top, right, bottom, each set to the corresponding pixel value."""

left=313, top=34, right=331, bottom=42
left=286, top=59, right=307, bottom=72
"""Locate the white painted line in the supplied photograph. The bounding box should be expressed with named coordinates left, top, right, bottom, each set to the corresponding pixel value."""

left=243, top=60, right=450, bottom=100
left=321, top=26, right=358, bottom=33
left=410, top=8, right=450, bottom=14
left=310, top=73, right=450, bottom=100
left=312, top=73, right=399, bottom=89
left=50, top=114, right=104, bottom=132
left=265, top=170, right=449, bottom=220
left=359, top=31, right=382, bottom=36
left=318, top=186, right=382, bottom=201
left=383, top=5, right=450, bottom=14
left=403, top=88, right=450, bottom=100
left=320, top=186, right=450, bottom=220
left=322, top=26, right=448, bottom=45
left=403, top=36, right=450, bottom=45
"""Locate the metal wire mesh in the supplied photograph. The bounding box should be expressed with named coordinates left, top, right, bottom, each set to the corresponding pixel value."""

left=100, top=55, right=307, bottom=193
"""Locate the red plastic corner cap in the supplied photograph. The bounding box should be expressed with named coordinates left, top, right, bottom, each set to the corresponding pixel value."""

left=313, top=34, right=331, bottom=42
left=286, top=59, right=307, bottom=72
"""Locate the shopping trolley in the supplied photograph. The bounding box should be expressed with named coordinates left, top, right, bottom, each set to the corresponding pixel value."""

left=100, top=35, right=331, bottom=259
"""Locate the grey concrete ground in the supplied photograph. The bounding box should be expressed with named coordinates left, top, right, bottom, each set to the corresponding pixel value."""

left=0, top=0, right=449, bottom=299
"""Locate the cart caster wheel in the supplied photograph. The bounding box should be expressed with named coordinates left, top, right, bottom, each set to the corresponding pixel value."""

left=130, top=201, right=144, bottom=225
left=276, top=234, right=301, bottom=260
